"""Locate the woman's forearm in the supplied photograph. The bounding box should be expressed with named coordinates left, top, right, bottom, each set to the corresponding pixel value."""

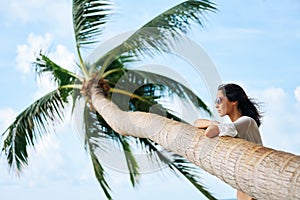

left=194, top=119, right=219, bottom=128
left=204, top=125, right=220, bottom=138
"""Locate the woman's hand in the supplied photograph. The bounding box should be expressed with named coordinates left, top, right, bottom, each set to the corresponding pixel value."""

left=193, top=119, right=212, bottom=129
left=194, top=119, right=220, bottom=138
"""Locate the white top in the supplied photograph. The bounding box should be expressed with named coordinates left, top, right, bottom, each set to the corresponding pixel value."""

left=217, top=116, right=263, bottom=145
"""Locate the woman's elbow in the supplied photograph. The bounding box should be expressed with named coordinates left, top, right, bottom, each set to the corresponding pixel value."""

left=204, top=126, right=219, bottom=138
left=204, top=131, right=216, bottom=138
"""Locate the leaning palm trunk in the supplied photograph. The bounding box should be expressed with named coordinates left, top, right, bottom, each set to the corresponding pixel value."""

left=90, top=83, right=300, bottom=200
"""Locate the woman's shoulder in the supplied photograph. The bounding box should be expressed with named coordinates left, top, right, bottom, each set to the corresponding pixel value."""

left=238, top=115, right=253, bottom=120
left=235, top=116, right=258, bottom=127
left=235, top=116, right=257, bottom=125
left=236, top=116, right=252, bottom=122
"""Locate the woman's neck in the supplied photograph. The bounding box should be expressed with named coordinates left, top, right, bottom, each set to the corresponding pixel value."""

left=229, top=109, right=242, bottom=122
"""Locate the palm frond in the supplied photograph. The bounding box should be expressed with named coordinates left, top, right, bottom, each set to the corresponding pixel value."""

left=82, top=103, right=113, bottom=199
left=83, top=103, right=140, bottom=186
left=1, top=89, right=65, bottom=171
left=90, top=152, right=112, bottom=200
left=83, top=102, right=109, bottom=149
left=132, top=70, right=211, bottom=115
left=97, top=53, right=211, bottom=118
left=71, top=84, right=84, bottom=114
left=144, top=0, right=217, bottom=35
left=115, top=135, right=140, bottom=187
left=34, top=53, right=81, bottom=103
left=73, top=0, right=114, bottom=49
left=127, top=138, right=217, bottom=199
left=133, top=128, right=217, bottom=199
left=93, top=0, right=217, bottom=75
left=106, top=68, right=211, bottom=116
left=169, top=155, right=217, bottom=200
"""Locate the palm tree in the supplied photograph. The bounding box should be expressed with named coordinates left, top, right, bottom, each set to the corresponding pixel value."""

left=1, top=0, right=218, bottom=199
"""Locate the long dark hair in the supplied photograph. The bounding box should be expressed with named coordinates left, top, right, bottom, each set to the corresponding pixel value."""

left=218, top=83, right=262, bottom=127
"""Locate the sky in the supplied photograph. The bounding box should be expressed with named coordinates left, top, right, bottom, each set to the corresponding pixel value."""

left=0, top=0, right=300, bottom=199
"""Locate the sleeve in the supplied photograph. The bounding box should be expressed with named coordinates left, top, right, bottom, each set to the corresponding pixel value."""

left=217, top=122, right=238, bottom=137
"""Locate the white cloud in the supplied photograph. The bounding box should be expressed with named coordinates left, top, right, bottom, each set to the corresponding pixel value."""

left=16, top=33, right=53, bottom=74
left=257, top=87, right=300, bottom=154
left=261, top=87, right=287, bottom=112
left=1, top=133, right=63, bottom=188
left=0, top=108, right=17, bottom=131
left=294, top=86, right=300, bottom=102
left=16, top=33, right=75, bottom=75
left=49, top=44, right=76, bottom=72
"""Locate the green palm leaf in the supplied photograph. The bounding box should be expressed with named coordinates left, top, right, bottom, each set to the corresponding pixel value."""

left=73, top=0, right=113, bottom=49
left=73, top=0, right=114, bottom=77
left=83, top=104, right=113, bottom=199
left=82, top=102, right=141, bottom=197
left=135, top=138, right=216, bottom=199
left=103, top=65, right=211, bottom=115
left=92, top=0, right=217, bottom=75
left=99, top=55, right=211, bottom=116
left=34, top=53, right=81, bottom=102
left=125, top=70, right=212, bottom=115
left=169, top=155, right=217, bottom=200
left=115, top=135, right=140, bottom=186
left=1, top=89, right=65, bottom=171
left=90, top=152, right=112, bottom=200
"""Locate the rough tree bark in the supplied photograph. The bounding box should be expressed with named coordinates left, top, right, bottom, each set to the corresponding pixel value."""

left=90, top=83, right=300, bottom=200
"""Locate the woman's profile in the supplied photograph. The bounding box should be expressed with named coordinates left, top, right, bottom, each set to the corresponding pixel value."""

left=194, top=83, right=263, bottom=200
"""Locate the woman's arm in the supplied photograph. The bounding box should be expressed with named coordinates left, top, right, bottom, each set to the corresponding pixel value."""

left=204, top=125, right=220, bottom=138
left=194, top=119, right=220, bottom=138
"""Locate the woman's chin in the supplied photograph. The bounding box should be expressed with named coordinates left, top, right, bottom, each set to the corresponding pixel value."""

left=219, top=113, right=225, bottom=117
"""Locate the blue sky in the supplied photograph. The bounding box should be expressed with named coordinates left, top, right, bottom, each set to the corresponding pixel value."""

left=1, top=0, right=300, bottom=199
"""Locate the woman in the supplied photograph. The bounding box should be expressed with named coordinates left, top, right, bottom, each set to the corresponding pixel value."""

left=194, top=83, right=263, bottom=200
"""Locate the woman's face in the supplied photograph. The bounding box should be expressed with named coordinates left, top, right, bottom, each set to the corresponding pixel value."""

left=215, top=90, right=235, bottom=117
